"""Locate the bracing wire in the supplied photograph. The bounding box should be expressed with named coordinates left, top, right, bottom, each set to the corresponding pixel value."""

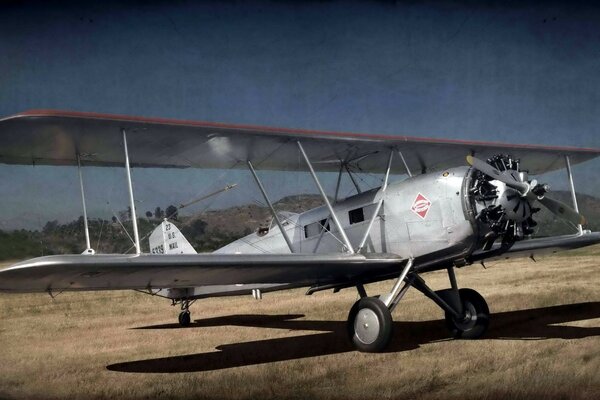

left=95, top=218, right=105, bottom=251
left=111, top=209, right=136, bottom=250
left=121, top=156, right=242, bottom=254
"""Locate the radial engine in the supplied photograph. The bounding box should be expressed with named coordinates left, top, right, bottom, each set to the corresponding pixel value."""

left=468, top=154, right=552, bottom=250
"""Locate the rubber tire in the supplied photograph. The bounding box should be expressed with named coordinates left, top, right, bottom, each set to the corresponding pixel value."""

left=347, top=297, right=393, bottom=352
left=178, top=311, right=191, bottom=327
left=445, top=288, right=489, bottom=339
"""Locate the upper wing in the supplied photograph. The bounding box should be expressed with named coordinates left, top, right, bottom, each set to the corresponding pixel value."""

left=0, top=253, right=403, bottom=293
left=1, top=109, right=599, bottom=174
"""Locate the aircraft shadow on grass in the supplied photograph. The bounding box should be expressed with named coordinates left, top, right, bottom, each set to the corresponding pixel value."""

left=106, top=302, right=600, bottom=373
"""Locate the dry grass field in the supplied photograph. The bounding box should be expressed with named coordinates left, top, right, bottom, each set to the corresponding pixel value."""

left=1, top=248, right=599, bottom=399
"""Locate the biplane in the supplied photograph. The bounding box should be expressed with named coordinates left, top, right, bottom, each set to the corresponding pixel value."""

left=1, top=109, right=599, bottom=352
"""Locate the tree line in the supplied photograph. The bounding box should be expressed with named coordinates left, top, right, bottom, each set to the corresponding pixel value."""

left=0, top=205, right=243, bottom=260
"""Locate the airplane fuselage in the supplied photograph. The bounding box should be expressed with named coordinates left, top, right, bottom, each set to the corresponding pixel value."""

left=216, top=166, right=478, bottom=269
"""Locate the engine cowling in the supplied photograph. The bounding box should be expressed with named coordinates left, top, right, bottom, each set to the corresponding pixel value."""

left=468, top=155, right=540, bottom=249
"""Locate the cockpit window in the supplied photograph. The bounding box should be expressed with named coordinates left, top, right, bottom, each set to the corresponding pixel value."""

left=349, top=204, right=380, bottom=225
left=304, top=218, right=330, bottom=238
left=348, top=207, right=365, bottom=224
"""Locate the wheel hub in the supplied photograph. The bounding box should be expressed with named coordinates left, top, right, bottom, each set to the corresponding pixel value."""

left=354, top=308, right=380, bottom=345
left=454, top=302, right=477, bottom=331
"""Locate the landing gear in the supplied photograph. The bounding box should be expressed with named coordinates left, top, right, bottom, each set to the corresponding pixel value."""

left=444, top=288, right=489, bottom=339
left=346, top=261, right=492, bottom=352
left=178, top=311, right=191, bottom=327
left=176, top=299, right=193, bottom=327
left=347, top=297, right=393, bottom=352
left=347, top=259, right=414, bottom=353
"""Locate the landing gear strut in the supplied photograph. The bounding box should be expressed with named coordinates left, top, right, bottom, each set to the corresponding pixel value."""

left=347, top=258, right=413, bottom=353
left=347, top=261, right=491, bottom=352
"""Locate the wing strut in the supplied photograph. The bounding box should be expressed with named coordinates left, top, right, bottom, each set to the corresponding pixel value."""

left=297, top=141, right=354, bottom=253
left=122, top=129, right=141, bottom=254
left=76, top=153, right=94, bottom=255
left=333, top=162, right=343, bottom=201
left=313, top=163, right=344, bottom=253
left=398, top=150, right=413, bottom=177
left=356, top=150, right=394, bottom=253
left=564, top=155, right=583, bottom=235
left=247, top=160, right=295, bottom=253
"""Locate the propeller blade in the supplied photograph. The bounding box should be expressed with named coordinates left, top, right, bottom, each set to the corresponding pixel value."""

left=466, top=155, right=529, bottom=193
left=537, top=196, right=586, bottom=226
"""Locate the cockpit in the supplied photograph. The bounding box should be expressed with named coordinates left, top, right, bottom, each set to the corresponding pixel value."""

left=257, top=211, right=298, bottom=236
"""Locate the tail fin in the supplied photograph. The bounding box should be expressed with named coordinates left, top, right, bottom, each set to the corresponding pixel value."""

left=149, top=219, right=197, bottom=254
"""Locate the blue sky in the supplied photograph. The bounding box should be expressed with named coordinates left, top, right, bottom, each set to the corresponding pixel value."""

left=1, top=1, right=599, bottom=229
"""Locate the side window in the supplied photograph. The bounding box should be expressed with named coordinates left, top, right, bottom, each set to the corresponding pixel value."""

left=304, top=218, right=330, bottom=238
left=348, top=207, right=365, bottom=224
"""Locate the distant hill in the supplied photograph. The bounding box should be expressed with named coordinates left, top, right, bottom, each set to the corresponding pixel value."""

left=0, top=191, right=597, bottom=260
left=0, top=195, right=326, bottom=260
left=184, top=194, right=325, bottom=236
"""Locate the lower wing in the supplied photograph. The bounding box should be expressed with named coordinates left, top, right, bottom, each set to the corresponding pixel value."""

left=0, top=253, right=404, bottom=293
left=470, top=231, right=600, bottom=263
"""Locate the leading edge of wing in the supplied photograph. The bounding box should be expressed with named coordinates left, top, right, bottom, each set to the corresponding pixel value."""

left=470, top=231, right=600, bottom=262
left=5, top=109, right=600, bottom=155
left=0, top=253, right=404, bottom=293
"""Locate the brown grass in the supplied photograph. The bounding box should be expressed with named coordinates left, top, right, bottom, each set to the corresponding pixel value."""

left=0, top=252, right=599, bottom=399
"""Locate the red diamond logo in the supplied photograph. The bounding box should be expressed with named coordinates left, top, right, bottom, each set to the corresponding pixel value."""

left=411, top=193, right=431, bottom=219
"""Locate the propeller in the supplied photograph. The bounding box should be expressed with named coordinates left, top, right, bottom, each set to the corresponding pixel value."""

left=537, top=196, right=586, bottom=226
left=466, top=155, right=529, bottom=194
left=467, top=155, right=585, bottom=226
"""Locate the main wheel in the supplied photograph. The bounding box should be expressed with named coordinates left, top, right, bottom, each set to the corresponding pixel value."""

left=347, top=297, right=393, bottom=352
left=445, top=288, right=489, bottom=339
left=178, top=311, right=191, bottom=327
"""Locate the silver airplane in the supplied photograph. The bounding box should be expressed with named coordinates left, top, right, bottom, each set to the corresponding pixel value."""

left=0, top=109, right=599, bottom=352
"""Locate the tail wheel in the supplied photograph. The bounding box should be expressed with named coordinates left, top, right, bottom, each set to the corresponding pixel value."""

left=178, top=311, right=191, bottom=327
left=445, top=288, right=490, bottom=339
left=347, top=297, right=393, bottom=352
